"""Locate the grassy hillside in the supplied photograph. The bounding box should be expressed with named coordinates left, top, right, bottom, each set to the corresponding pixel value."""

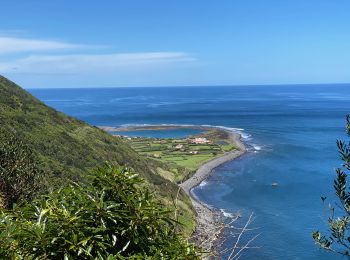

left=0, top=75, right=195, bottom=233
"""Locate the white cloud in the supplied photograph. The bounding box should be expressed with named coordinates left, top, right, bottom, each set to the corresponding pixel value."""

left=0, top=37, right=82, bottom=54
left=0, top=52, right=196, bottom=74
left=0, top=35, right=197, bottom=84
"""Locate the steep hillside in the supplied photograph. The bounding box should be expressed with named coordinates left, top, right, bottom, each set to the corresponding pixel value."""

left=0, top=76, right=152, bottom=181
left=0, top=75, right=194, bottom=231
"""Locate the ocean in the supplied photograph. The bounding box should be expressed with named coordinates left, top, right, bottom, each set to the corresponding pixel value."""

left=29, top=84, right=350, bottom=259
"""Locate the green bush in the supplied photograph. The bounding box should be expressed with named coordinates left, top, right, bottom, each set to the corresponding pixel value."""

left=0, top=131, right=42, bottom=209
left=0, top=75, right=195, bottom=226
left=0, top=165, right=199, bottom=259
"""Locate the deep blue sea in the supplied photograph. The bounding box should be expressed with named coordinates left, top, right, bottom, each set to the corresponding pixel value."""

left=29, top=85, right=350, bottom=259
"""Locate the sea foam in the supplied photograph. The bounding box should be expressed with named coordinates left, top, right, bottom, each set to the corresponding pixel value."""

left=118, top=123, right=260, bottom=150
left=220, top=208, right=240, bottom=219
left=252, top=144, right=262, bottom=151
left=198, top=180, right=208, bottom=187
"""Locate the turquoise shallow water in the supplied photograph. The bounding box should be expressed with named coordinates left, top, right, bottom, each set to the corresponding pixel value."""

left=29, top=85, right=350, bottom=259
left=112, top=128, right=203, bottom=138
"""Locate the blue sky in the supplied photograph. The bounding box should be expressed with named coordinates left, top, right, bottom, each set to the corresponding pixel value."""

left=0, top=0, right=349, bottom=88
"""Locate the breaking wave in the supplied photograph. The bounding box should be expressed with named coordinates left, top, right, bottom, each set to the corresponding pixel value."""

left=117, top=123, right=264, bottom=152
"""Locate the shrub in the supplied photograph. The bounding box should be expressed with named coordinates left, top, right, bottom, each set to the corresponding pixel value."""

left=0, top=165, right=199, bottom=259
left=0, top=131, right=42, bottom=209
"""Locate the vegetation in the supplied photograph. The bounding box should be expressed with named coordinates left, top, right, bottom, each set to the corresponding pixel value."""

left=0, top=75, right=195, bottom=234
left=313, top=116, right=350, bottom=256
left=123, top=129, right=237, bottom=183
left=0, top=130, right=42, bottom=209
left=0, top=75, right=166, bottom=186
left=0, top=165, right=200, bottom=259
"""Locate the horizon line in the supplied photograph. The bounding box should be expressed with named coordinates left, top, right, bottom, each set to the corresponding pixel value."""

left=25, top=82, right=350, bottom=90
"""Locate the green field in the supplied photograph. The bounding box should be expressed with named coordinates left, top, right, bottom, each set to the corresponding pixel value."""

left=123, top=129, right=237, bottom=183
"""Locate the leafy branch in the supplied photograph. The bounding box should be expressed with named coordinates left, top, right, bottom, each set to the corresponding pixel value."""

left=313, top=116, right=350, bottom=257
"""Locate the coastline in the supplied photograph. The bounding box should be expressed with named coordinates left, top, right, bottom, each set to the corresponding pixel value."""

left=179, top=129, right=246, bottom=253
left=99, top=124, right=247, bottom=254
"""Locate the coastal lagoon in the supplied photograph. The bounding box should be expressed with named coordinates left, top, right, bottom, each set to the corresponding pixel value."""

left=30, top=85, right=350, bottom=259
left=111, top=128, right=203, bottom=139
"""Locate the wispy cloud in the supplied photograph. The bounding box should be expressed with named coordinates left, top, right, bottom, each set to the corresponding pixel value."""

left=0, top=37, right=82, bottom=54
left=0, top=35, right=197, bottom=86
left=0, top=52, right=196, bottom=74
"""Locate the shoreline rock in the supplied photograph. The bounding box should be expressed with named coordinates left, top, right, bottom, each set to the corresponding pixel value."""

left=179, top=129, right=246, bottom=256
left=100, top=124, right=247, bottom=256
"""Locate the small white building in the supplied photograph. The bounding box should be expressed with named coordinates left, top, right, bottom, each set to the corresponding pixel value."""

left=175, top=144, right=184, bottom=149
left=192, top=137, right=209, bottom=144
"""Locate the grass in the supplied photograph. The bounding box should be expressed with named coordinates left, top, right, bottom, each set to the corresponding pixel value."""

left=0, top=75, right=196, bottom=235
left=122, top=128, right=237, bottom=183
left=169, top=154, right=215, bottom=170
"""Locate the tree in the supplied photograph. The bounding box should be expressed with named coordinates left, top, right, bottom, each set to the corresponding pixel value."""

left=0, top=165, right=199, bottom=259
left=313, top=116, right=350, bottom=256
left=0, top=131, right=42, bottom=209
